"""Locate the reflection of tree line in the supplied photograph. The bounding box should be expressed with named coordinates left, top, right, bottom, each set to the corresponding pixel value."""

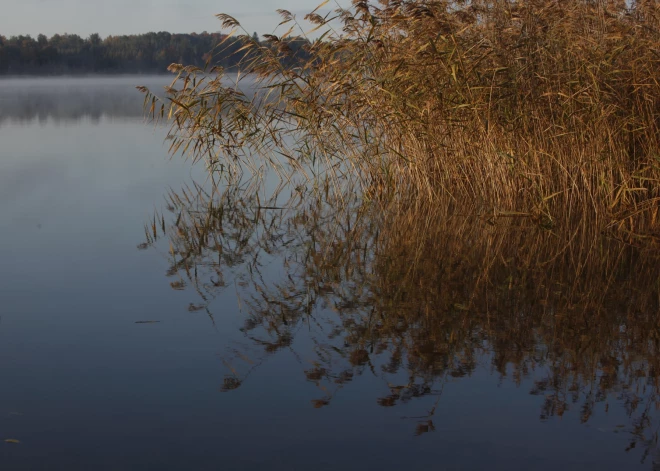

left=0, top=84, right=151, bottom=125
left=144, top=178, right=660, bottom=460
left=0, top=76, right=258, bottom=126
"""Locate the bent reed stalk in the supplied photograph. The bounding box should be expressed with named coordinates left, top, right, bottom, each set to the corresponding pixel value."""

left=140, top=0, right=660, bottom=239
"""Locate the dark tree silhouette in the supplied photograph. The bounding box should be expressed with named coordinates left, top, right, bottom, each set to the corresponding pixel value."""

left=0, top=31, right=307, bottom=75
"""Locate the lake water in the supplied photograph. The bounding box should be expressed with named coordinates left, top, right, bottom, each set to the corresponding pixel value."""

left=1, top=76, right=659, bottom=470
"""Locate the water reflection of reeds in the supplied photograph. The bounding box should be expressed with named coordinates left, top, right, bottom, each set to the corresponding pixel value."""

left=144, top=177, right=660, bottom=460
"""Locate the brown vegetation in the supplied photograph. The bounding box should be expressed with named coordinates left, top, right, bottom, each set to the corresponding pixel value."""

left=142, top=0, right=660, bottom=237
left=139, top=0, right=660, bottom=458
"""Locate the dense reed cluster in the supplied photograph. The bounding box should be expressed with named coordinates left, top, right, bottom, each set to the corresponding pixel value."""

left=139, top=1, right=660, bottom=460
left=141, top=0, right=660, bottom=238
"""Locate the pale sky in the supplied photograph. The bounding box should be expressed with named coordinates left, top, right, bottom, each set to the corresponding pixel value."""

left=0, top=0, right=349, bottom=38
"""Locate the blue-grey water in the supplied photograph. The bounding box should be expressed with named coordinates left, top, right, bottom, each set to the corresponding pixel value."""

left=0, top=77, right=658, bottom=470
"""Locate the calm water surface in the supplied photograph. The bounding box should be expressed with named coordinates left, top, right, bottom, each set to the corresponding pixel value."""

left=0, top=77, right=659, bottom=470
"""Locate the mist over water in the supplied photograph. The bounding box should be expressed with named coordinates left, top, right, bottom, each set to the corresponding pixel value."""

left=0, top=76, right=169, bottom=125
left=0, top=76, right=659, bottom=471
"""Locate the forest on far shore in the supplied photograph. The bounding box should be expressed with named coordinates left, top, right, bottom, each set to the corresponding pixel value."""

left=0, top=32, right=308, bottom=75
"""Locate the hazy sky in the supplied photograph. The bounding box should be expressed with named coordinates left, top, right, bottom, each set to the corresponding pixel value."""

left=0, top=0, right=349, bottom=38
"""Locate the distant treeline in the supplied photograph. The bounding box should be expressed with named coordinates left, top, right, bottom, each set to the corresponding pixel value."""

left=0, top=32, right=309, bottom=75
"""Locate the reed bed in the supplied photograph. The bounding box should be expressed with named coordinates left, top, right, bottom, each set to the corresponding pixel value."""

left=139, top=2, right=660, bottom=455
left=140, top=0, right=660, bottom=237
